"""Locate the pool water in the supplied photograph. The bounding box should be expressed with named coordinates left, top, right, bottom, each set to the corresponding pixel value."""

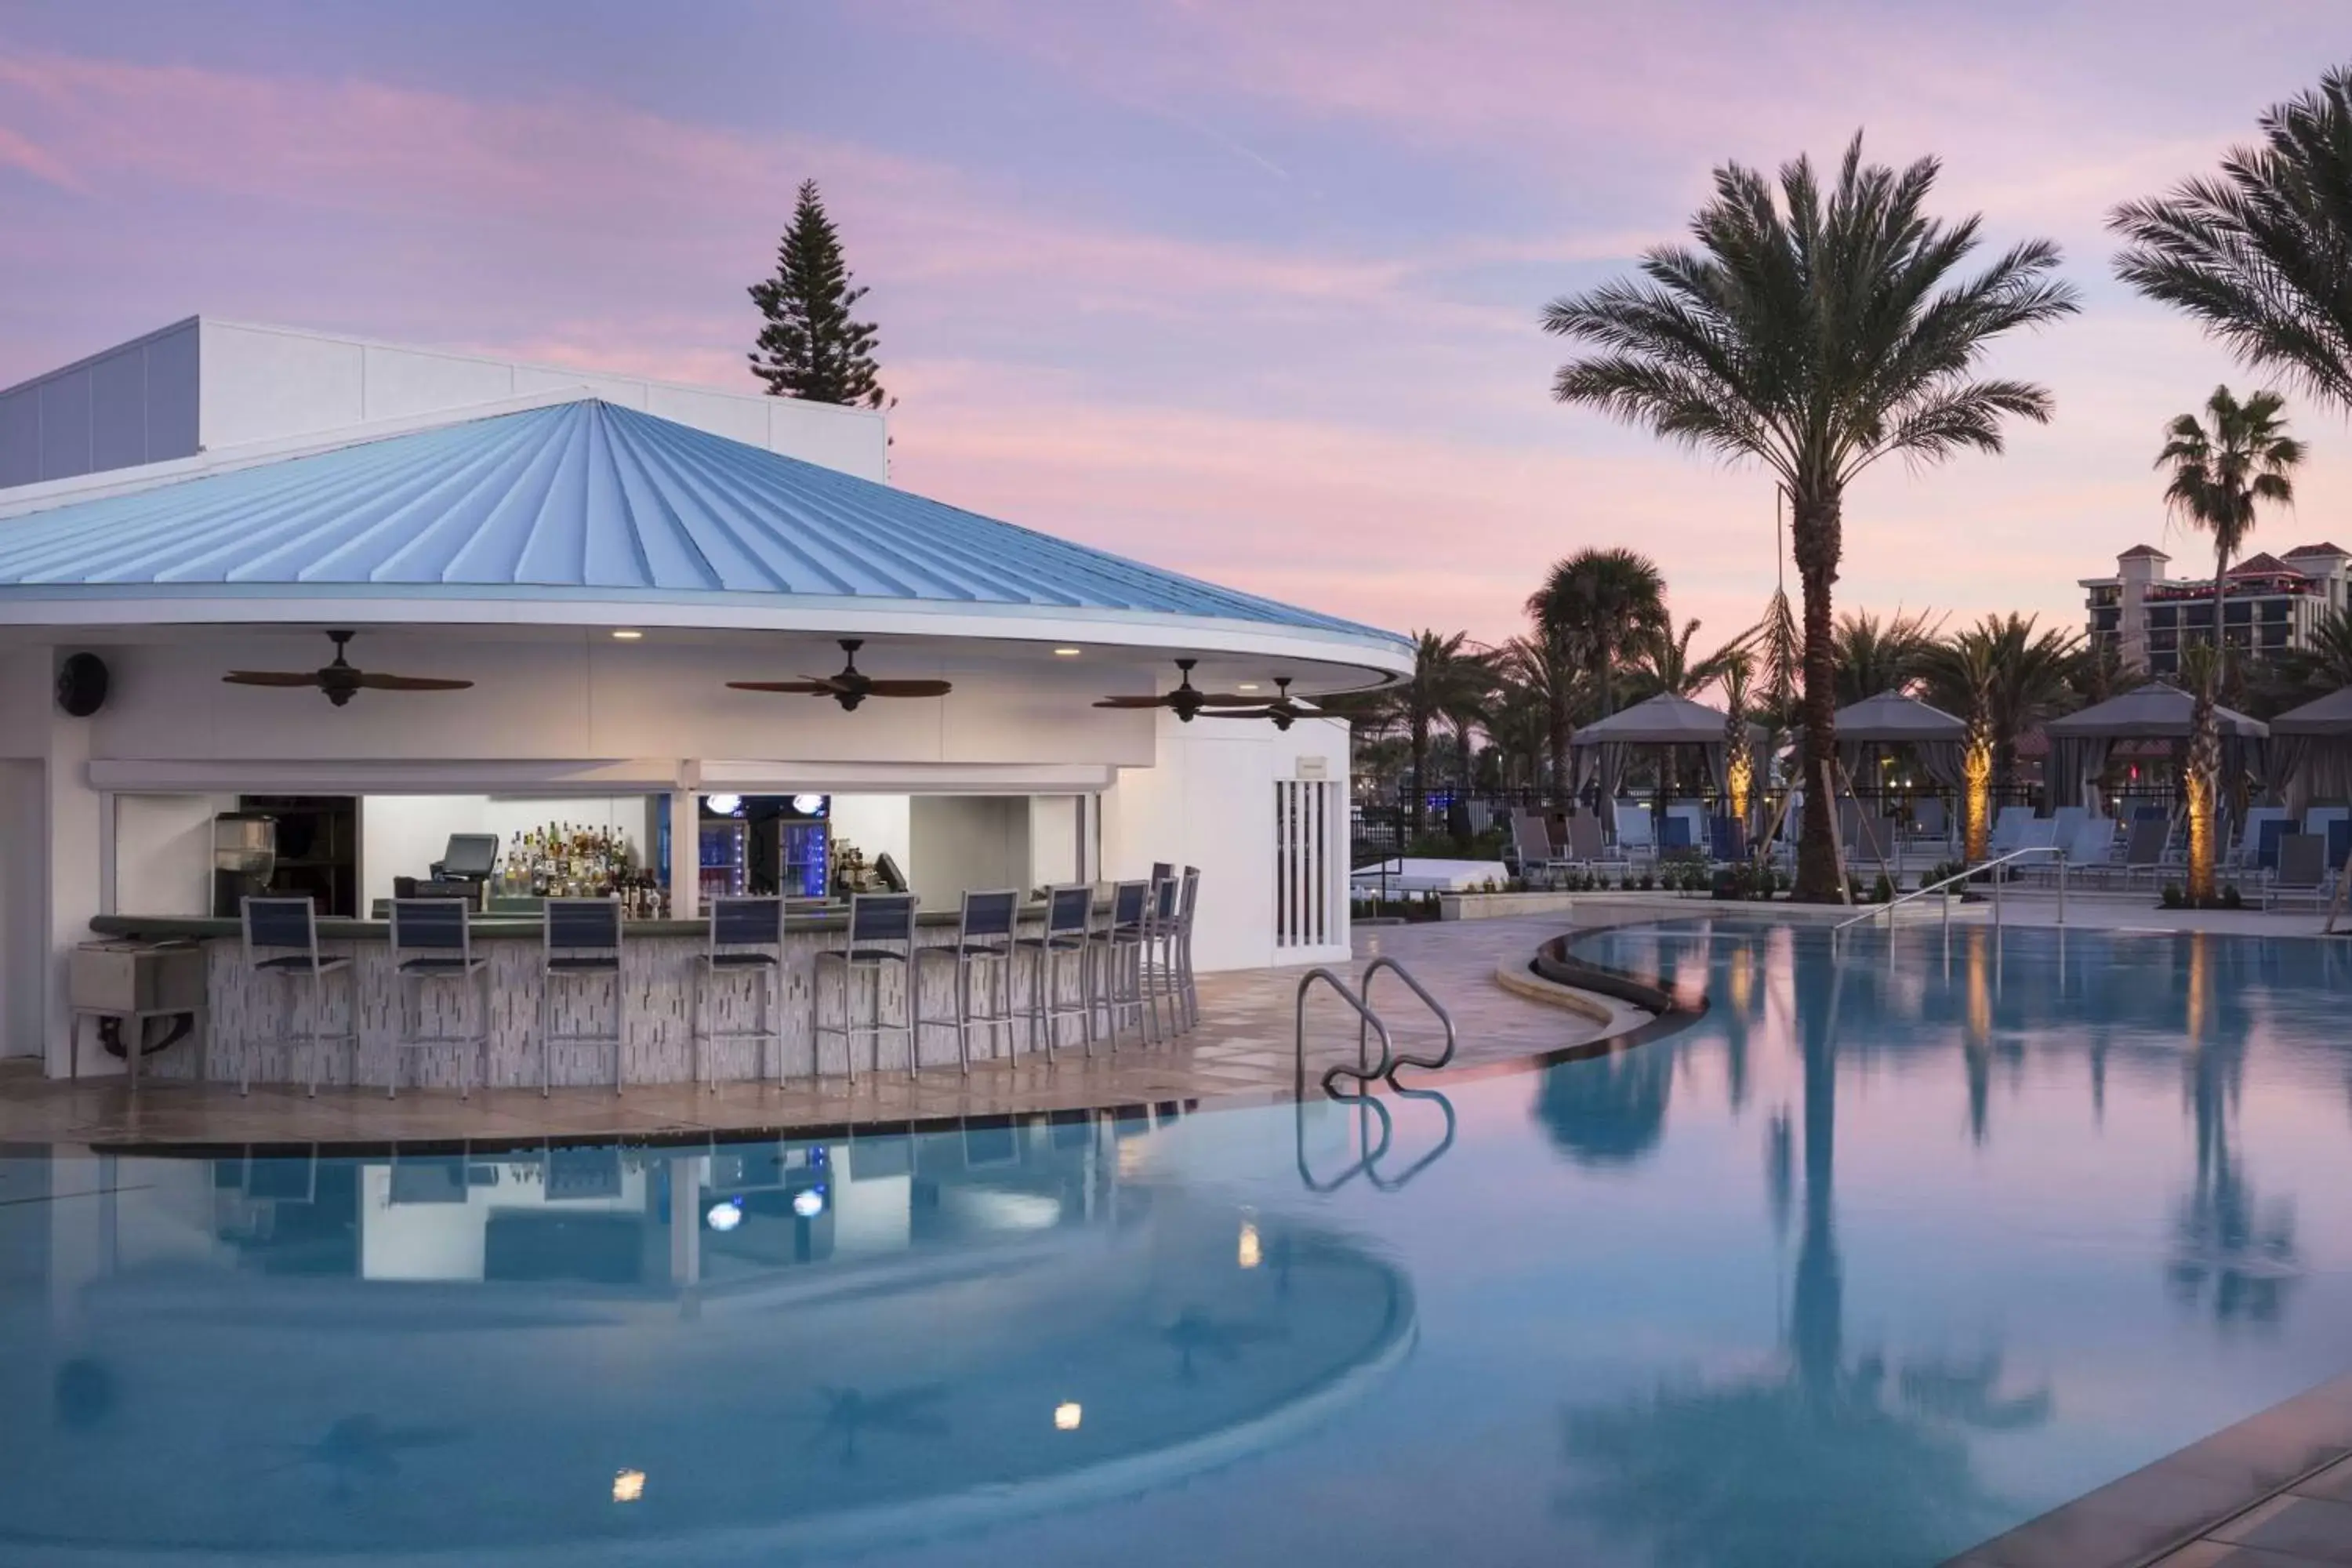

left=5, top=920, right=2350, bottom=1567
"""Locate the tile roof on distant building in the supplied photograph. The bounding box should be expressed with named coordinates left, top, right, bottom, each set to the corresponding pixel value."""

left=2284, top=541, right=2350, bottom=557
left=2228, top=552, right=2303, bottom=577
left=2119, top=543, right=2170, bottom=558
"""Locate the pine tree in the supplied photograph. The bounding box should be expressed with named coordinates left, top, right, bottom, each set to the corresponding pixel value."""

left=748, top=180, right=887, bottom=408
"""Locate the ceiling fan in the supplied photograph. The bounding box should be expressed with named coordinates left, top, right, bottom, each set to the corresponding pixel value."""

left=727, top=638, right=953, bottom=712
left=1092, top=658, right=1258, bottom=723
left=1204, top=676, right=1312, bottom=731
left=222, top=630, right=474, bottom=707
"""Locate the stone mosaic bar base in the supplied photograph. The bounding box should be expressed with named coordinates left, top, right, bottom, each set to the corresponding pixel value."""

left=132, top=927, right=1140, bottom=1092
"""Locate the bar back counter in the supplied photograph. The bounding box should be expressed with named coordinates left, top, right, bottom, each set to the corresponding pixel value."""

left=85, top=898, right=1157, bottom=1092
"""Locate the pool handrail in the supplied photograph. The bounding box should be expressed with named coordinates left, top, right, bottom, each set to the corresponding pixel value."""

left=1831, top=844, right=2071, bottom=935
left=1295, top=966, right=1398, bottom=1096
left=1357, top=955, right=1457, bottom=1082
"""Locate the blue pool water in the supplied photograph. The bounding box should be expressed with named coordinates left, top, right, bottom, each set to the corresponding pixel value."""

left=5, top=920, right=2351, bottom=1567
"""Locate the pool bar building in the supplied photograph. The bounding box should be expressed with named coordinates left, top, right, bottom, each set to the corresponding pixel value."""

left=0, top=318, right=1406, bottom=1085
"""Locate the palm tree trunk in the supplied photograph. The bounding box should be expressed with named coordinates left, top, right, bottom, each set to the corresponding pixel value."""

left=2212, top=543, right=2230, bottom=682
left=1548, top=693, right=1571, bottom=810
left=2186, top=677, right=2220, bottom=903
left=1792, top=493, right=1844, bottom=901
left=1410, top=721, right=1429, bottom=840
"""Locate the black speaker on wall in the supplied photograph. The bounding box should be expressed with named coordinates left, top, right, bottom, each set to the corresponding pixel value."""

left=55, top=653, right=108, bottom=717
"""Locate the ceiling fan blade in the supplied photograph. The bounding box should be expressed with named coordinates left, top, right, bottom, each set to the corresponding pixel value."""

left=1094, top=695, right=1174, bottom=709
left=352, top=673, right=475, bottom=691
left=1200, top=707, right=1276, bottom=720
left=223, top=671, right=325, bottom=688
left=861, top=680, right=954, bottom=698
left=728, top=681, right=837, bottom=694
left=1189, top=694, right=1262, bottom=707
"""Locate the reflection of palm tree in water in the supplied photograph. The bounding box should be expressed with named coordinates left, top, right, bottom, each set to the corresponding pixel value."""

left=1560, top=935, right=2045, bottom=1567
left=1537, top=1046, right=1674, bottom=1167
left=273, top=1414, right=467, bottom=1502
left=1162, top=1307, right=1287, bottom=1383
left=808, top=1385, right=949, bottom=1465
left=2171, top=961, right=2299, bottom=1326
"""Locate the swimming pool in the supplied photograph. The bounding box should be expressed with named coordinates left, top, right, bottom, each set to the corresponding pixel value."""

left=5, top=920, right=2349, bottom=1566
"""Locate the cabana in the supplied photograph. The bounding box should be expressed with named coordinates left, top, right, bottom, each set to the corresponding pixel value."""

left=2043, top=683, right=2270, bottom=808
left=1570, top=692, right=1769, bottom=844
left=1830, top=690, right=1971, bottom=858
left=2270, top=686, right=2352, bottom=810
left=1831, top=691, right=1969, bottom=785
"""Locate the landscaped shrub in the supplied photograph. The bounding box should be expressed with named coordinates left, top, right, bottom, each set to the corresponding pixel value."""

left=2221, top=884, right=2245, bottom=909
left=2160, top=882, right=2184, bottom=908
left=1871, top=872, right=1896, bottom=904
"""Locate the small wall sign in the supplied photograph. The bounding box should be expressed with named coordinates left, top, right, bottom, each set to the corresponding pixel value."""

left=1294, top=757, right=1330, bottom=782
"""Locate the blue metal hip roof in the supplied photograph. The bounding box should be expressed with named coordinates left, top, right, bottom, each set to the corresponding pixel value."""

left=0, top=399, right=1400, bottom=646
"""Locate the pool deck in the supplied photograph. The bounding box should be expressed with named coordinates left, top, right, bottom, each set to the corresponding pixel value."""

left=0, top=913, right=1646, bottom=1153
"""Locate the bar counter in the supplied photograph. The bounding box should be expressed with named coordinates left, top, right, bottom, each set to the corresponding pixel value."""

left=85, top=902, right=1096, bottom=1091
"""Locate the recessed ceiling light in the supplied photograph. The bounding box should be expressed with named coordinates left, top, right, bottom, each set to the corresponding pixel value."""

left=1238, top=683, right=1261, bottom=692
left=611, top=629, right=643, bottom=641
left=1053, top=647, right=1082, bottom=657
left=1054, top=1402, right=1083, bottom=1431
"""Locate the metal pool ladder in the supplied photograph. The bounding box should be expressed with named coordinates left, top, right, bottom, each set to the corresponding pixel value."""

left=1293, top=957, right=1457, bottom=1098
left=1294, top=957, right=1459, bottom=1193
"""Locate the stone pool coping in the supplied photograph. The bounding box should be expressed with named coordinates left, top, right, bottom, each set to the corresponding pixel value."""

left=1944, top=1370, right=2352, bottom=1567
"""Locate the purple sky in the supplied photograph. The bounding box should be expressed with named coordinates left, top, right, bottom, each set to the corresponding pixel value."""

left=5, top=2, right=2352, bottom=650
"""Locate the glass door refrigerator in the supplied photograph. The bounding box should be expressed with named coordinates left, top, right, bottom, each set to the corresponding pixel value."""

left=782, top=820, right=829, bottom=898
left=699, top=818, right=748, bottom=904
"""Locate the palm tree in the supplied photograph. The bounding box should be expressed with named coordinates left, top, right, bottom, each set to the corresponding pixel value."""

left=2276, top=606, right=2352, bottom=695
left=1544, top=136, right=2076, bottom=898
left=1624, top=617, right=1750, bottom=704
left=1922, top=615, right=2083, bottom=852
left=1483, top=670, right=1556, bottom=793
left=1399, top=630, right=1483, bottom=837
left=1499, top=630, right=1588, bottom=804
left=2111, top=67, right=2352, bottom=414
left=2155, top=387, right=2304, bottom=670
left=2180, top=642, right=2224, bottom=902
left=1832, top=608, right=1943, bottom=706
left=1527, top=548, right=1668, bottom=723
left=2154, top=388, right=2301, bottom=900
left=1719, top=652, right=1759, bottom=826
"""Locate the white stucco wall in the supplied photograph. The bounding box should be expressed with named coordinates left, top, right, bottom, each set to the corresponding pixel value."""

left=0, top=317, right=889, bottom=488
left=1101, top=712, right=1350, bottom=973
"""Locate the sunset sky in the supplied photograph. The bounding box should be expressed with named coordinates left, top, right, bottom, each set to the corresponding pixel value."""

left=5, top=2, right=2352, bottom=649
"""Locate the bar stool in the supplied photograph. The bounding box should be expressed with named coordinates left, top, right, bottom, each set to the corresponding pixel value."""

left=1142, top=873, right=1183, bottom=1043
left=693, top=896, right=786, bottom=1091
left=1013, top=884, right=1094, bottom=1062
left=239, top=896, right=356, bottom=1098
left=1174, top=866, right=1202, bottom=1033
left=387, top=898, right=490, bottom=1098
left=1087, top=880, right=1150, bottom=1051
left=916, top=888, right=1021, bottom=1072
left=539, top=898, right=625, bottom=1097
left=815, top=892, right=918, bottom=1080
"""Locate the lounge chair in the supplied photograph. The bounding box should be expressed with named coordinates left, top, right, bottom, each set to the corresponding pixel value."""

left=1986, top=806, right=2034, bottom=858
left=1707, top=814, right=1748, bottom=863
left=2230, top=806, right=2292, bottom=877
left=1909, top=797, right=1951, bottom=853
left=2117, top=816, right=2170, bottom=890
left=1613, top=800, right=1656, bottom=864
left=2267, top=833, right=2330, bottom=910
left=2055, top=816, right=2117, bottom=886
left=1509, top=813, right=1571, bottom=887
left=1565, top=810, right=1620, bottom=869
